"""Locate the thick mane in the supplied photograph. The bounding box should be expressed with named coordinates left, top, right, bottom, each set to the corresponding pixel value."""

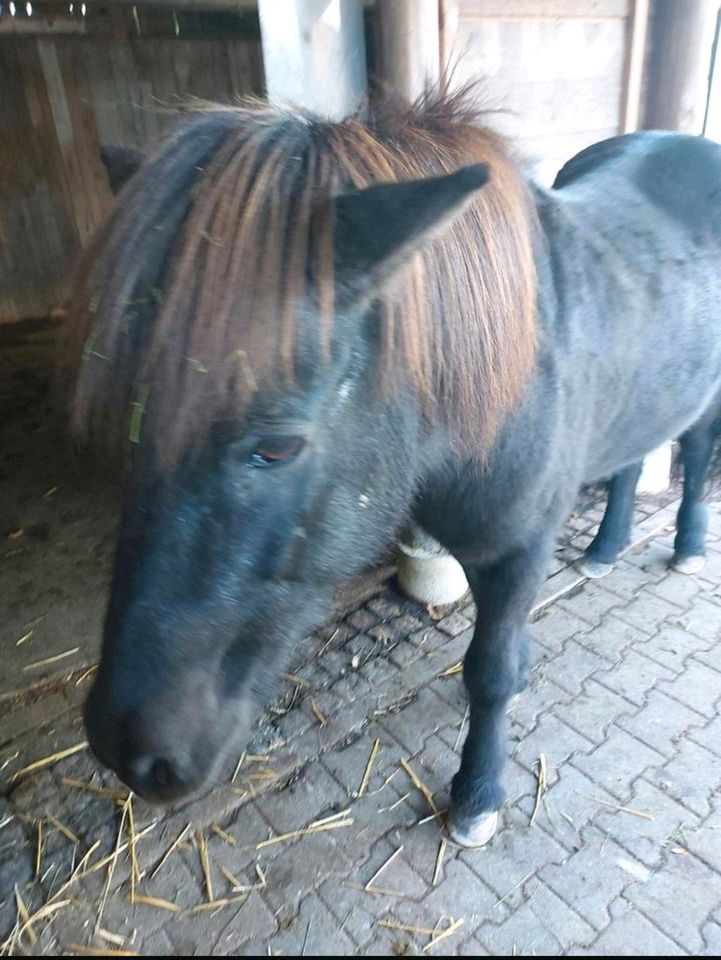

left=68, top=87, right=537, bottom=466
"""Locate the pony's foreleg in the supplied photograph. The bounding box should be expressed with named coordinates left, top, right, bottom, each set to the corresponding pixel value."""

left=579, top=461, right=643, bottom=579
left=448, top=528, right=556, bottom=848
left=673, top=416, right=717, bottom=574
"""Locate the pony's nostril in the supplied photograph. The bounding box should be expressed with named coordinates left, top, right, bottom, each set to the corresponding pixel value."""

left=128, top=753, right=154, bottom=782
left=127, top=754, right=186, bottom=799
left=151, top=757, right=177, bottom=791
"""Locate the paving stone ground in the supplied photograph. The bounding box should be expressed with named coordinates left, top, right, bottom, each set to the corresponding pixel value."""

left=1, top=491, right=720, bottom=956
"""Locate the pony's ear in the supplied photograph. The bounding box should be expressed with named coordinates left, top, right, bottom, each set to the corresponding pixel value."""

left=100, top=144, right=144, bottom=194
left=333, top=163, right=490, bottom=310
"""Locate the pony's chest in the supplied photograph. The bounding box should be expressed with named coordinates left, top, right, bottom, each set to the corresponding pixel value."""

left=415, top=460, right=561, bottom=565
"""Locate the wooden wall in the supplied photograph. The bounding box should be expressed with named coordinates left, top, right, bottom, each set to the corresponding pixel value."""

left=0, top=4, right=263, bottom=323
left=444, top=0, right=634, bottom=184
left=2, top=0, right=642, bottom=322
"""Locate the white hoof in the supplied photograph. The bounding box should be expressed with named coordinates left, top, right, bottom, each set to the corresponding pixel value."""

left=578, top=558, right=615, bottom=579
left=672, top=555, right=705, bottom=575
left=447, top=809, right=499, bottom=848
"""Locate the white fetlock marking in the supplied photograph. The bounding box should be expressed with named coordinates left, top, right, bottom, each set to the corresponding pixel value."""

left=448, top=810, right=499, bottom=849
left=672, top=555, right=705, bottom=576
left=578, top=558, right=615, bottom=580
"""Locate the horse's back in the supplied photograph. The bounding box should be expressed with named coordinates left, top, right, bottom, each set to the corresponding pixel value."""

left=554, top=130, right=721, bottom=236
left=538, top=131, right=721, bottom=485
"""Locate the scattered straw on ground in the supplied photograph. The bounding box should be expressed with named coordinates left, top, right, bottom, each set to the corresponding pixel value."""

left=129, top=893, right=180, bottom=912
left=438, top=661, right=463, bottom=677
left=47, top=815, right=80, bottom=845
left=22, top=647, right=80, bottom=671
left=61, top=778, right=128, bottom=803
left=310, top=698, right=327, bottom=727
left=150, top=822, right=191, bottom=879
left=212, top=824, right=237, bottom=846
left=10, top=742, right=88, bottom=782
left=586, top=795, right=654, bottom=821
left=432, top=838, right=447, bottom=887
left=530, top=754, right=547, bottom=827
left=400, top=759, right=443, bottom=826
left=366, top=846, right=403, bottom=891
left=254, top=810, right=353, bottom=850
left=343, top=881, right=407, bottom=898
left=356, top=739, right=380, bottom=798
left=377, top=916, right=465, bottom=952
left=67, top=945, right=139, bottom=957
left=423, top=918, right=464, bottom=952
left=196, top=831, right=214, bottom=902
left=97, top=796, right=131, bottom=929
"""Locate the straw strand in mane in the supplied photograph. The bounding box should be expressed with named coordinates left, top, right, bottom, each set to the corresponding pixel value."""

left=67, top=88, right=537, bottom=468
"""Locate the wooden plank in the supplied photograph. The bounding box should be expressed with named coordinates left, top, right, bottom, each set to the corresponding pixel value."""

left=0, top=17, right=87, bottom=35
left=0, top=40, right=77, bottom=321
left=439, top=0, right=460, bottom=70
left=458, top=0, right=631, bottom=20
left=37, top=39, right=74, bottom=146
left=53, top=39, right=113, bottom=240
left=103, top=0, right=258, bottom=8
left=451, top=16, right=626, bottom=100
left=0, top=25, right=263, bottom=322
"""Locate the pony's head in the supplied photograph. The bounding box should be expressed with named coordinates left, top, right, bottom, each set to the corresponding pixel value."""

left=68, top=92, right=536, bottom=802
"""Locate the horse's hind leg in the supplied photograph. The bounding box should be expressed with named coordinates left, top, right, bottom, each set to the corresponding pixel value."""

left=579, top=462, right=643, bottom=579
left=449, top=524, right=557, bottom=847
left=672, top=416, right=717, bottom=574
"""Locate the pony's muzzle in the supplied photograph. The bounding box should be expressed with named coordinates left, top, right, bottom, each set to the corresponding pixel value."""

left=84, top=668, right=228, bottom=804
left=118, top=735, right=198, bottom=804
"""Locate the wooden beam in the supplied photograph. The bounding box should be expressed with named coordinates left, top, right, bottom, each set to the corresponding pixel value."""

left=439, top=0, right=459, bottom=72
left=643, top=0, right=719, bottom=133
left=98, top=0, right=258, bottom=8
left=703, top=8, right=721, bottom=138
left=620, top=0, right=650, bottom=133
left=0, top=17, right=87, bottom=34
left=375, top=0, right=440, bottom=100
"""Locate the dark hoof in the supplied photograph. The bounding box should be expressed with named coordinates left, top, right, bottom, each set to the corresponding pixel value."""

left=447, top=809, right=499, bottom=848
left=671, top=554, right=705, bottom=575
left=578, top=557, right=615, bottom=579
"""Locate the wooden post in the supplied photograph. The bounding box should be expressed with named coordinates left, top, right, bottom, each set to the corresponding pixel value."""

left=643, top=0, right=719, bottom=133
left=375, top=0, right=440, bottom=100
left=257, top=0, right=366, bottom=119
left=636, top=0, right=718, bottom=494
left=438, top=0, right=459, bottom=75
left=620, top=0, right=650, bottom=133
left=703, top=7, right=721, bottom=139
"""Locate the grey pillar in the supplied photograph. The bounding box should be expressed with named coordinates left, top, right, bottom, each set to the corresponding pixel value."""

left=643, top=0, right=718, bottom=133
left=258, top=0, right=366, bottom=119
left=375, top=0, right=440, bottom=100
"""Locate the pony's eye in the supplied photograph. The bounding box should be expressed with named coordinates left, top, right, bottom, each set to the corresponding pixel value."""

left=249, top=436, right=306, bottom=467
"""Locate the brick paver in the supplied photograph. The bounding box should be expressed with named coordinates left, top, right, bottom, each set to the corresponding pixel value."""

left=1, top=492, right=720, bottom=955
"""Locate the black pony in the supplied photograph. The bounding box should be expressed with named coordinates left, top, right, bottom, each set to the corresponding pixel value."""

left=68, top=91, right=721, bottom=847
